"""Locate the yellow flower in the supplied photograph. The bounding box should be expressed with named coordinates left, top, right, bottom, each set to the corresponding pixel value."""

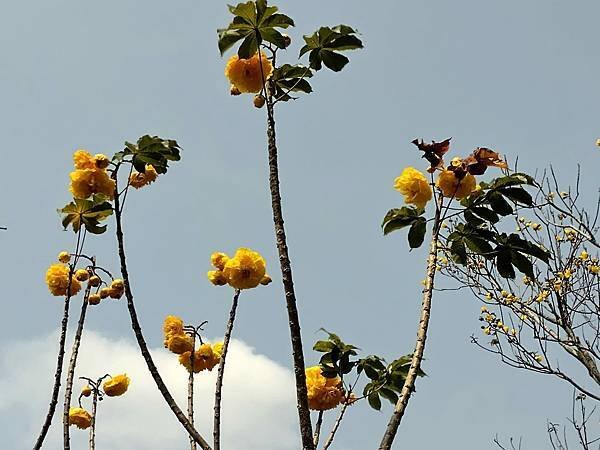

left=179, top=343, right=220, bottom=373
left=73, top=150, right=96, bottom=170
left=69, top=407, right=92, bottom=429
left=207, top=270, right=228, bottom=286
left=69, top=168, right=115, bottom=199
left=305, top=366, right=344, bottom=411
left=45, top=263, right=81, bottom=296
left=211, top=252, right=230, bottom=271
left=128, top=164, right=159, bottom=189
left=437, top=170, right=477, bottom=199
left=58, top=251, right=71, bottom=263
left=212, top=342, right=224, bottom=360
left=103, top=374, right=130, bottom=397
left=166, top=334, right=194, bottom=354
left=222, top=248, right=267, bottom=290
left=393, top=167, right=432, bottom=209
left=224, top=52, right=273, bottom=93
left=580, top=250, right=589, bottom=260
left=163, top=315, right=184, bottom=343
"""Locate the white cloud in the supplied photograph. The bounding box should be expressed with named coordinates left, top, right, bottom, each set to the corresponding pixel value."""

left=0, top=329, right=298, bottom=450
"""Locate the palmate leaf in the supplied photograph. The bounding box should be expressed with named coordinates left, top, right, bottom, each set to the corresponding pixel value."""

left=118, top=135, right=182, bottom=175
left=270, top=64, right=313, bottom=101
left=299, top=25, right=363, bottom=72
left=59, top=195, right=114, bottom=235
left=218, top=1, right=294, bottom=59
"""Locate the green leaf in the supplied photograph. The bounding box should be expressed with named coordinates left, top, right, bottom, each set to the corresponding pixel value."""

left=368, top=392, right=382, bottom=411
left=313, top=340, right=335, bottom=352
left=217, top=29, right=249, bottom=56
left=229, top=2, right=257, bottom=24
left=450, top=240, right=467, bottom=265
left=320, top=50, right=349, bottom=72
left=500, top=187, right=533, bottom=206
left=300, top=25, right=363, bottom=72
left=408, top=218, right=427, bottom=249
left=488, top=191, right=513, bottom=216
left=510, top=250, right=534, bottom=278
left=238, top=31, right=259, bottom=58
left=261, top=13, right=294, bottom=28
left=464, top=235, right=494, bottom=256
left=382, top=207, right=422, bottom=235
left=470, top=206, right=499, bottom=224
left=463, top=209, right=485, bottom=227
left=496, top=250, right=516, bottom=279
left=379, top=388, right=399, bottom=405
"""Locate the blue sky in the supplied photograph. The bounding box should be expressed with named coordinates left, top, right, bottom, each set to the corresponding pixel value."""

left=1, top=1, right=599, bottom=449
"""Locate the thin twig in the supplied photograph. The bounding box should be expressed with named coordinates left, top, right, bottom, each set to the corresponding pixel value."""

left=213, top=290, right=240, bottom=450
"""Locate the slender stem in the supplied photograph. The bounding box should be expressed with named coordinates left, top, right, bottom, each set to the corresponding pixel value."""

left=33, top=246, right=80, bottom=450
left=378, top=194, right=443, bottom=450
left=188, top=334, right=197, bottom=450
left=258, top=52, right=315, bottom=450
left=213, top=289, right=240, bottom=450
left=63, top=284, right=92, bottom=449
left=313, top=411, right=324, bottom=448
left=112, top=182, right=212, bottom=450
left=88, top=390, right=98, bottom=450
left=321, top=403, right=349, bottom=450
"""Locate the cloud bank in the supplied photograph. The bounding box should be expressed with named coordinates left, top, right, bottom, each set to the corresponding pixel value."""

left=0, top=329, right=297, bottom=450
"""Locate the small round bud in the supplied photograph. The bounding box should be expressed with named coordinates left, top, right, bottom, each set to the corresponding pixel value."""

left=88, top=294, right=101, bottom=305
left=94, top=154, right=110, bottom=169
left=111, top=279, right=124, bottom=291
left=230, top=85, right=241, bottom=96
left=58, top=252, right=71, bottom=263
left=253, top=94, right=266, bottom=109
left=81, top=386, right=92, bottom=397
left=88, top=275, right=101, bottom=287
left=75, top=269, right=90, bottom=282
left=99, top=287, right=111, bottom=299
left=109, top=288, right=124, bottom=299
left=282, top=34, right=292, bottom=48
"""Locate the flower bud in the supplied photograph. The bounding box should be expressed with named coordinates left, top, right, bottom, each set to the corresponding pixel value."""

left=88, top=275, right=101, bottom=287
left=74, top=269, right=90, bottom=282
left=58, top=252, right=71, bottom=263
left=99, top=287, right=111, bottom=299
left=230, top=85, right=241, bottom=96
left=81, top=386, right=92, bottom=397
left=94, top=154, right=110, bottom=169
left=88, top=293, right=101, bottom=305
left=282, top=34, right=292, bottom=48
left=253, top=94, right=266, bottom=108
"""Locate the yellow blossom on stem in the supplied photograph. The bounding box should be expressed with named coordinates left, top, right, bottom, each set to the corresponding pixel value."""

left=68, top=407, right=92, bottom=429
left=179, top=343, right=220, bottom=373
left=437, top=170, right=477, bottom=199
left=222, top=248, right=267, bottom=290
left=128, top=164, right=158, bottom=189
left=393, top=167, right=432, bottom=209
left=224, top=52, right=273, bottom=94
left=211, top=252, right=230, bottom=271
left=45, top=263, right=81, bottom=296
left=166, top=334, right=194, bottom=355
left=207, top=270, right=228, bottom=286
left=103, top=374, right=130, bottom=397
left=163, top=315, right=184, bottom=344
left=305, top=366, right=344, bottom=411
left=73, top=150, right=96, bottom=170
left=69, top=168, right=115, bottom=199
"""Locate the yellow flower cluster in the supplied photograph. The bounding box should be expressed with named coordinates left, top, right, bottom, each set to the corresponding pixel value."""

left=394, top=167, right=432, bottom=209
left=102, top=373, right=130, bottom=397
left=69, top=150, right=115, bottom=199
left=225, top=52, right=273, bottom=93
left=480, top=309, right=515, bottom=336
left=207, top=248, right=271, bottom=290
left=45, top=263, right=81, bottom=296
left=128, top=164, right=158, bottom=189
left=68, top=407, right=92, bottom=429
left=179, top=342, right=223, bottom=373
left=305, top=366, right=344, bottom=411
left=162, top=316, right=223, bottom=372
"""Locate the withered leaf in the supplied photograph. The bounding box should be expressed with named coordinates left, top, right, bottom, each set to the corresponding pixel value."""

left=465, top=147, right=508, bottom=175
left=412, top=138, right=451, bottom=171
